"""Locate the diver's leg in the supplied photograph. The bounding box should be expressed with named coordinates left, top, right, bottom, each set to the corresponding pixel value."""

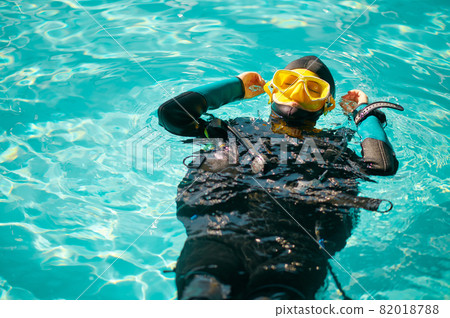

left=175, top=237, right=247, bottom=300
left=244, top=249, right=328, bottom=300
left=248, top=284, right=307, bottom=300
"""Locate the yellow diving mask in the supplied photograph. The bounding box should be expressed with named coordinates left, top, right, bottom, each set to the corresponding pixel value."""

left=264, top=68, right=336, bottom=115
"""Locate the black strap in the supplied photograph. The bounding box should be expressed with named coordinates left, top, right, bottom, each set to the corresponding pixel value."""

left=353, top=101, right=404, bottom=125
left=328, top=264, right=352, bottom=300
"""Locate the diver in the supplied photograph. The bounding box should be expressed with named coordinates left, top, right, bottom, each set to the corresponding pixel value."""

left=157, top=56, right=402, bottom=300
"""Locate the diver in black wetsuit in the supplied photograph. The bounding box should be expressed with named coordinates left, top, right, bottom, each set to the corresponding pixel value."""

left=157, top=56, right=402, bottom=300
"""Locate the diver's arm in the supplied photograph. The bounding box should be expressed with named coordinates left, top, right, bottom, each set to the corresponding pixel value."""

left=354, top=104, right=399, bottom=175
left=157, top=78, right=245, bottom=137
left=341, top=90, right=398, bottom=176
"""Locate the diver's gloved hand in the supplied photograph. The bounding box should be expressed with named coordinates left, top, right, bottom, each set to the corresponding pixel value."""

left=339, top=89, right=369, bottom=113
left=237, top=71, right=266, bottom=99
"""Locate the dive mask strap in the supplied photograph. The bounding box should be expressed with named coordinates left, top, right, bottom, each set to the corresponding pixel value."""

left=323, top=96, right=336, bottom=116
left=263, top=81, right=274, bottom=104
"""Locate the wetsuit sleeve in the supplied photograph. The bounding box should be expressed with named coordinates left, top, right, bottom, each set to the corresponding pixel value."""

left=158, top=77, right=245, bottom=137
left=354, top=103, right=399, bottom=176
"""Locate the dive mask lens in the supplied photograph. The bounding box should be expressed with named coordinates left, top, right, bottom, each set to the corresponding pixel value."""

left=272, top=70, right=330, bottom=102
left=272, top=70, right=299, bottom=90
left=304, top=78, right=329, bottom=100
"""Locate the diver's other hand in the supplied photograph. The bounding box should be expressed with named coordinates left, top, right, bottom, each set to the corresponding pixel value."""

left=237, top=72, right=266, bottom=99
left=340, top=89, right=369, bottom=113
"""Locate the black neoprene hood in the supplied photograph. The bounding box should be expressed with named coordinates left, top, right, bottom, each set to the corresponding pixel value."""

left=284, top=55, right=336, bottom=98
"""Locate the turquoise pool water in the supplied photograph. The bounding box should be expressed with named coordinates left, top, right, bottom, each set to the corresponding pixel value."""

left=0, top=0, right=448, bottom=300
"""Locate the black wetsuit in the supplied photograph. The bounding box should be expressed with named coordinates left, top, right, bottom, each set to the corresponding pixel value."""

left=158, top=77, right=398, bottom=299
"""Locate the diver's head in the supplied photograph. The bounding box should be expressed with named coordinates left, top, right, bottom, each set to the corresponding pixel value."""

left=264, top=56, right=336, bottom=126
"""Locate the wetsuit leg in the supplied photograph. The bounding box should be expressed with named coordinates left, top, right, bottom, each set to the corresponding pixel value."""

left=175, top=237, right=247, bottom=299
left=244, top=248, right=328, bottom=300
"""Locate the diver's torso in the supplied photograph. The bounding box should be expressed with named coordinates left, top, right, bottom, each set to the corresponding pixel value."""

left=176, top=117, right=364, bottom=251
